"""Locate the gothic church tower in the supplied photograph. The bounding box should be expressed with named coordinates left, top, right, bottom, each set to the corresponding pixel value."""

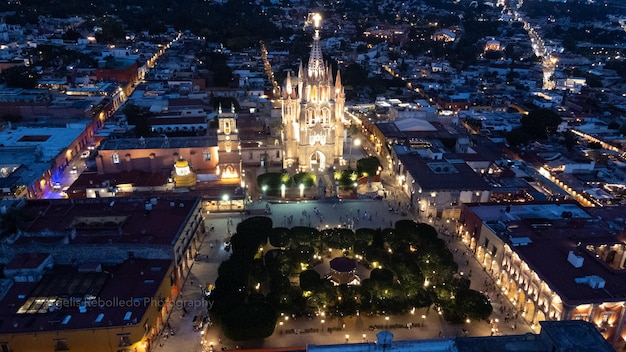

left=281, top=14, right=345, bottom=172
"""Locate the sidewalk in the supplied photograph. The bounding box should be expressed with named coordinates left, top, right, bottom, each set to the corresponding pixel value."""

left=153, top=216, right=232, bottom=352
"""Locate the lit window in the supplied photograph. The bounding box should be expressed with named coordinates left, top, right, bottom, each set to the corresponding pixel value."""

left=112, top=153, right=120, bottom=164
left=203, top=151, right=211, bottom=161
left=224, top=121, right=231, bottom=134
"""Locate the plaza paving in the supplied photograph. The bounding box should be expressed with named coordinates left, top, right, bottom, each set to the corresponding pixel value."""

left=152, top=196, right=533, bottom=352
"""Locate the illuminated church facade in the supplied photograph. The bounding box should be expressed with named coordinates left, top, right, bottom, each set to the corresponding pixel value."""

left=281, top=16, right=345, bottom=172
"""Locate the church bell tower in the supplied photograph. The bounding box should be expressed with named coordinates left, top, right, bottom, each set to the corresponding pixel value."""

left=281, top=13, right=345, bottom=172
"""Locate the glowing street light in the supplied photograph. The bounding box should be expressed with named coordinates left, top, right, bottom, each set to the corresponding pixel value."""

left=281, top=184, right=286, bottom=198
left=299, top=183, right=305, bottom=197
left=350, top=138, right=361, bottom=168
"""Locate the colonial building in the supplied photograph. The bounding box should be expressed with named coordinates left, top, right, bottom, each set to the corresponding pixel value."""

left=216, top=103, right=241, bottom=180
left=459, top=202, right=626, bottom=345
left=281, top=17, right=345, bottom=172
left=0, top=196, right=205, bottom=352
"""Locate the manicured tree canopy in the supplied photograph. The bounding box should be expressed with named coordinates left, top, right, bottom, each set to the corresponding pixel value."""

left=299, top=269, right=322, bottom=291
left=293, top=172, right=316, bottom=187
left=221, top=302, right=278, bottom=341
left=455, top=288, right=493, bottom=321
left=268, top=227, right=289, bottom=248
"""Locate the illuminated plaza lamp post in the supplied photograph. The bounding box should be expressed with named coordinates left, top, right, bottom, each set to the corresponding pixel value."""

left=222, top=194, right=229, bottom=211
left=299, top=183, right=305, bottom=198
left=349, top=138, right=361, bottom=169
left=281, top=184, right=286, bottom=198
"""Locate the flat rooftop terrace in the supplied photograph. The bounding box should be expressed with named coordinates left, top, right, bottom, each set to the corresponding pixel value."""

left=18, top=197, right=201, bottom=245
left=0, top=259, right=172, bottom=334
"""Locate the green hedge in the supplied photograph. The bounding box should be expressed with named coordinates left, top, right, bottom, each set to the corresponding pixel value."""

left=293, top=172, right=316, bottom=187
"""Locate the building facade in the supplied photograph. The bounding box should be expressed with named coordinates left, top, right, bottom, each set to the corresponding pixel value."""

left=281, top=19, right=345, bottom=172
left=458, top=202, right=626, bottom=345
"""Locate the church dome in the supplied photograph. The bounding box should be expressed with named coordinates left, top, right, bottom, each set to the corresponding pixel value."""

left=175, top=159, right=190, bottom=168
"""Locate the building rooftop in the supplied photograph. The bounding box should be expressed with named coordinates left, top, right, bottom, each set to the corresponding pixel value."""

left=99, top=136, right=217, bottom=150
left=16, top=197, right=201, bottom=245
left=4, top=253, right=51, bottom=271
left=307, top=321, right=611, bottom=351
left=0, top=125, right=87, bottom=161
left=0, top=259, right=171, bottom=334
left=538, top=320, right=615, bottom=352
left=469, top=202, right=626, bottom=306
left=397, top=152, right=491, bottom=192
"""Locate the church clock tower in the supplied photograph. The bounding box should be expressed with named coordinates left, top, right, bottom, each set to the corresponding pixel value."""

left=216, top=103, right=241, bottom=180
left=281, top=13, right=345, bottom=172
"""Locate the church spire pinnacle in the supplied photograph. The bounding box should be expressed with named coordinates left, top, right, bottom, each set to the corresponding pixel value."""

left=307, top=13, right=325, bottom=79
left=286, top=71, right=292, bottom=95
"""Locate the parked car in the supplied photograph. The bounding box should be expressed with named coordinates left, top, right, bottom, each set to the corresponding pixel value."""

left=192, top=311, right=206, bottom=331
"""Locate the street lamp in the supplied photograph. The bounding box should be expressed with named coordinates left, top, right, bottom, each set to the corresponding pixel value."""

left=350, top=138, right=361, bottom=169
left=385, top=316, right=389, bottom=329
left=262, top=185, right=267, bottom=199
left=279, top=321, right=283, bottom=334
left=281, top=184, right=286, bottom=198
left=321, top=319, right=325, bottom=333
left=345, top=334, right=349, bottom=343
left=222, top=194, right=229, bottom=211
left=299, top=183, right=304, bottom=198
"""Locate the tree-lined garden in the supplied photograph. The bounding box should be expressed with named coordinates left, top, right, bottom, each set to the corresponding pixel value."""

left=208, top=217, right=492, bottom=341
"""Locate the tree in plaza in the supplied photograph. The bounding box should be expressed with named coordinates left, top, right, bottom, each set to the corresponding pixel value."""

left=371, top=229, right=387, bottom=249
left=365, top=245, right=389, bottom=264
left=248, top=259, right=268, bottom=286
left=231, top=216, right=272, bottom=262
left=321, top=228, right=355, bottom=250
left=289, top=244, right=314, bottom=265
left=267, top=284, right=307, bottom=315
left=211, top=260, right=248, bottom=316
left=293, top=172, right=316, bottom=187
left=268, top=227, right=290, bottom=248
left=356, top=156, right=381, bottom=179
left=369, top=268, right=394, bottom=285
left=265, top=249, right=297, bottom=277
left=335, top=284, right=360, bottom=316
left=353, top=239, right=368, bottom=256
left=299, top=269, right=322, bottom=292
left=454, top=288, right=493, bottom=321
left=307, top=280, right=338, bottom=311
left=221, top=302, right=278, bottom=341
left=288, top=226, right=320, bottom=248
left=354, top=228, right=376, bottom=244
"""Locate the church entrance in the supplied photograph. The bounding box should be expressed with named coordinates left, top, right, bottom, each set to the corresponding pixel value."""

left=309, top=151, right=326, bottom=171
